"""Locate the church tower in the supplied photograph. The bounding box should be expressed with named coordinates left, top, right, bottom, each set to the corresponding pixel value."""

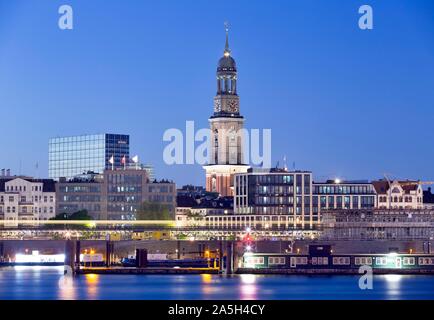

left=203, top=24, right=250, bottom=196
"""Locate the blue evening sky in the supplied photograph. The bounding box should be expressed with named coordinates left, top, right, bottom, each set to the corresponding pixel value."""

left=0, top=0, right=433, bottom=186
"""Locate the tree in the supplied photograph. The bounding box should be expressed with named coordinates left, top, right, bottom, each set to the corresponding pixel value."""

left=136, top=201, right=171, bottom=220
left=50, top=209, right=93, bottom=221
left=186, top=209, right=201, bottom=221
left=48, top=209, right=93, bottom=230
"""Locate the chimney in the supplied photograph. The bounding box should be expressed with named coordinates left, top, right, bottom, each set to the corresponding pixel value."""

left=1, top=169, right=4, bottom=176
left=6, top=169, right=10, bottom=176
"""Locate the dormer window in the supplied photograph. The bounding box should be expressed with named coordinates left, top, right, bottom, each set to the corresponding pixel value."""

left=392, top=187, right=400, bottom=193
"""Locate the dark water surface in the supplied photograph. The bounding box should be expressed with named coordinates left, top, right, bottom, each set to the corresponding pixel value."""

left=1, top=266, right=434, bottom=300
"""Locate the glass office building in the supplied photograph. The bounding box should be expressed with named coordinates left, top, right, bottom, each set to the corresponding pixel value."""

left=234, top=168, right=314, bottom=228
left=49, top=134, right=129, bottom=180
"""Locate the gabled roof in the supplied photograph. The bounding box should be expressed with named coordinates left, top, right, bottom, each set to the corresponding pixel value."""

left=372, top=180, right=419, bottom=195
left=372, top=180, right=389, bottom=194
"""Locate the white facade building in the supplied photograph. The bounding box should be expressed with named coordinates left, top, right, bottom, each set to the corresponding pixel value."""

left=0, top=176, right=56, bottom=226
left=373, top=180, right=424, bottom=209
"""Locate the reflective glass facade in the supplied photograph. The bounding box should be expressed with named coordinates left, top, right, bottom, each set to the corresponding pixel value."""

left=49, top=134, right=129, bottom=180
left=312, top=182, right=376, bottom=211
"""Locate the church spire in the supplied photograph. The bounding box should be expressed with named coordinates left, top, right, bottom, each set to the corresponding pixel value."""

left=224, top=21, right=231, bottom=57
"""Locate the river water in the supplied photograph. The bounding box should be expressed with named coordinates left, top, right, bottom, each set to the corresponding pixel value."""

left=0, top=266, right=433, bottom=300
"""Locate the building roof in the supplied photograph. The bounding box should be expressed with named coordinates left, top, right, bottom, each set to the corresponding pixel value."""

left=176, top=195, right=233, bottom=210
left=0, top=177, right=56, bottom=192
left=371, top=180, right=389, bottom=194
left=217, top=24, right=237, bottom=73
left=372, top=180, right=419, bottom=195
left=194, top=196, right=233, bottom=210
left=314, top=180, right=371, bottom=185
left=217, top=55, right=236, bottom=72
left=246, top=167, right=311, bottom=174
left=176, top=195, right=198, bottom=208
left=151, top=179, right=174, bottom=184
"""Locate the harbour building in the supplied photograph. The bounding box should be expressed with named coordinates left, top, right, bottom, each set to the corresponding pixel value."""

left=372, top=179, right=424, bottom=209
left=232, top=170, right=377, bottom=229
left=234, top=168, right=314, bottom=229
left=56, top=168, right=176, bottom=220
left=0, top=171, right=56, bottom=227
left=48, top=133, right=129, bottom=180
left=312, top=180, right=376, bottom=213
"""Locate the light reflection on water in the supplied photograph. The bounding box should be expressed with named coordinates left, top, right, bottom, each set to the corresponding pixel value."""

left=240, top=274, right=258, bottom=299
left=85, top=274, right=100, bottom=299
left=0, top=267, right=434, bottom=300
left=382, top=274, right=403, bottom=300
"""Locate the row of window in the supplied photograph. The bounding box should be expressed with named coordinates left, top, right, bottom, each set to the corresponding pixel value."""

left=0, top=195, right=54, bottom=203
left=59, top=186, right=101, bottom=193
left=107, top=174, right=143, bottom=185
left=419, top=258, right=434, bottom=265
left=245, top=256, right=432, bottom=266
left=5, top=185, right=43, bottom=192
left=314, top=185, right=374, bottom=195
left=148, top=186, right=174, bottom=193
left=108, top=186, right=142, bottom=193
left=251, top=174, right=311, bottom=186
left=312, top=257, right=329, bottom=265
left=333, top=257, right=351, bottom=265
left=49, top=134, right=107, bottom=143
left=61, top=195, right=101, bottom=202
left=268, top=257, right=285, bottom=265
left=0, top=206, right=54, bottom=214
left=355, top=257, right=373, bottom=265
left=379, top=196, right=421, bottom=203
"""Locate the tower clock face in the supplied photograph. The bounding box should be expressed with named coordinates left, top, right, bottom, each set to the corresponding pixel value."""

left=227, top=99, right=238, bottom=113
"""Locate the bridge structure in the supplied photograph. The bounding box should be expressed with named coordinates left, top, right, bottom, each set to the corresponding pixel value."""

left=0, top=220, right=320, bottom=241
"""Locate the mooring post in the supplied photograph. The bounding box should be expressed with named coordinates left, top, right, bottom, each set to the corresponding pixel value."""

left=65, top=240, right=76, bottom=274
left=226, top=241, right=234, bottom=274
left=111, top=242, right=115, bottom=265
left=0, top=241, right=4, bottom=260
left=75, top=240, right=81, bottom=269
left=106, top=241, right=114, bottom=267
left=219, top=240, right=223, bottom=271
left=177, top=240, right=181, bottom=259
left=233, top=241, right=240, bottom=273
